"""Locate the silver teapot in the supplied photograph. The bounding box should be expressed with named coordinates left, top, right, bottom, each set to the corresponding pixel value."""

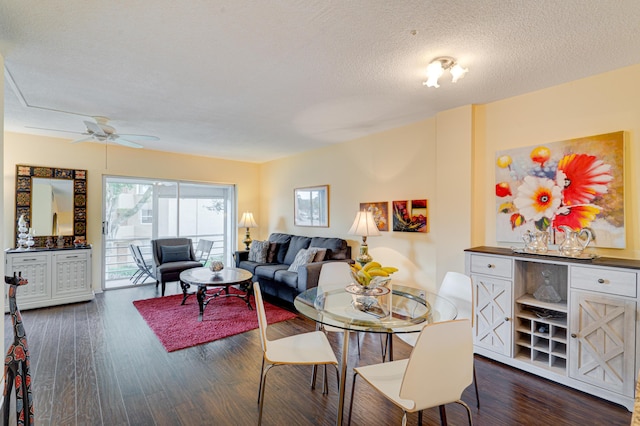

left=558, top=226, right=593, bottom=257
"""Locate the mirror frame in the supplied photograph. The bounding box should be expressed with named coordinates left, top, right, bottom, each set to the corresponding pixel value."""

left=15, top=165, right=87, bottom=248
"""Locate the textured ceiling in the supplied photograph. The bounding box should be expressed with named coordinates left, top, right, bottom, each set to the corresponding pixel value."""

left=2, top=1, right=640, bottom=163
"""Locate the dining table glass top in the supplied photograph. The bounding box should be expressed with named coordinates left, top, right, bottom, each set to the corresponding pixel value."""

left=294, top=283, right=457, bottom=334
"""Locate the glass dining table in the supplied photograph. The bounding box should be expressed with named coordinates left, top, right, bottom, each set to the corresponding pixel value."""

left=294, top=283, right=458, bottom=425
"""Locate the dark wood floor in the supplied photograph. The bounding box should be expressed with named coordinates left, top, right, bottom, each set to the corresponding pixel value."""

left=3, top=282, right=633, bottom=425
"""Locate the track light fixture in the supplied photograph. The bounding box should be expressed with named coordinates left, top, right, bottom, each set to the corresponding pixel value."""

left=423, top=56, right=468, bottom=88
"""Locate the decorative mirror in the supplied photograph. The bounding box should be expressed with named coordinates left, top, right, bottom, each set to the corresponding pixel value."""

left=15, top=165, right=87, bottom=248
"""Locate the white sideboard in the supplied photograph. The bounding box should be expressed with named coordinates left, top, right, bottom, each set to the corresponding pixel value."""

left=5, top=247, right=94, bottom=311
left=465, top=246, right=640, bottom=411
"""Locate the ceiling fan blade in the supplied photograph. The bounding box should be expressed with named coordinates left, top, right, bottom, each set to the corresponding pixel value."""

left=25, top=126, right=85, bottom=135
left=84, top=120, right=107, bottom=137
left=117, top=133, right=159, bottom=141
left=70, top=136, right=95, bottom=144
left=113, top=136, right=143, bottom=149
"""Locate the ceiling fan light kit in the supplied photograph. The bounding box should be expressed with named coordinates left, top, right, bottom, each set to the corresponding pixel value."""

left=423, top=56, right=468, bottom=88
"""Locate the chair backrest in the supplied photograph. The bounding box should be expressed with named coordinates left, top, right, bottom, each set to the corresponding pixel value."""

left=400, top=319, right=473, bottom=410
left=195, top=239, right=214, bottom=263
left=131, top=244, right=151, bottom=269
left=254, top=283, right=269, bottom=353
left=318, top=262, right=352, bottom=291
left=437, top=272, right=473, bottom=322
left=151, top=238, right=195, bottom=266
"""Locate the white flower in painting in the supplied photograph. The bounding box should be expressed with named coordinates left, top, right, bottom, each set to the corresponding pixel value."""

left=514, top=176, right=562, bottom=222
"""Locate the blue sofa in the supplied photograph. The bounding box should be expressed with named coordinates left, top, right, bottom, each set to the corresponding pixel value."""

left=235, top=233, right=352, bottom=304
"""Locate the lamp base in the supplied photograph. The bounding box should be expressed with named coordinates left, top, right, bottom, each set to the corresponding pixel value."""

left=243, top=228, right=252, bottom=251
left=356, top=245, right=373, bottom=267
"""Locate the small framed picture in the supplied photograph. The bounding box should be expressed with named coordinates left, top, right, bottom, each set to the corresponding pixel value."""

left=392, top=199, right=428, bottom=232
left=359, top=202, right=389, bottom=231
left=294, top=185, right=329, bottom=227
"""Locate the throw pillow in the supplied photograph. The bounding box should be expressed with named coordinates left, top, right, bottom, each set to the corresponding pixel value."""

left=307, top=247, right=327, bottom=263
left=160, top=245, right=191, bottom=263
left=249, top=240, right=270, bottom=263
left=266, top=242, right=280, bottom=263
left=287, top=249, right=314, bottom=272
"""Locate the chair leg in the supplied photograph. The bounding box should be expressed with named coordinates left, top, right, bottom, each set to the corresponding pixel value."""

left=401, top=411, right=407, bottom=426
left=473, top=362, right=480, bottom=408
left=356, top=332, right=361, bottom=357
left=418, top=410, right=423, bottom=426
left=439, top=405, right=447, bottom=426
left=322, top=364, right=329, bottom=395
left=258, top=364, right=274, bottom=426
left=311, top=364, right=318, bottom=390
left=347, top=372, right=359, bottom=426
left=455, top=400, right=473, bottom=426
left=161, top=281, right=166, bottom=296
left=257, top=358, right=266, bottom=404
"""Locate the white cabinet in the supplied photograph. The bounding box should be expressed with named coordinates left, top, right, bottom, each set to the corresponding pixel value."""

left=466, top=247, right=640, bottom=411
left=470, top=253, right=514, bottom=357
left=5, top=248, right=94, bottom=311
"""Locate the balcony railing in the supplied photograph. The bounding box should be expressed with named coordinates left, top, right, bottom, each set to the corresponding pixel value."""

left=104, top=235, right=226, bottom=283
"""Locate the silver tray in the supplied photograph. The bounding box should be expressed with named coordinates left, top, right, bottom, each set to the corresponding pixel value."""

left=511, top=248, right=598, bottom=260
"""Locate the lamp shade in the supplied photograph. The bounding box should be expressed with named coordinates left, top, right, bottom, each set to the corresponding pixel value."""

left=348, top=211, right=381, bottom=237
left=238, top=212, right=258, bottom=228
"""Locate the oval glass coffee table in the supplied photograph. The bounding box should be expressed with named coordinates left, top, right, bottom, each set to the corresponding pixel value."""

left=179, top=267, right=253, bottom=321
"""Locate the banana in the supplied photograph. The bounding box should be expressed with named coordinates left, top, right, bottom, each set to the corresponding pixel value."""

left=368, top=268, right=389, bottom=277
left=382, top=266, right=398, bottom=274
left=363, top=261, right=381, bottom=271
left=352, top=262, right=362, bottom=271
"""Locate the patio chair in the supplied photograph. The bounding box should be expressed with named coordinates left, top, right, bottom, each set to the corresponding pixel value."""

left=194, top=239, right=214, bottom=264
left=129, top=244, right=155, bottom=284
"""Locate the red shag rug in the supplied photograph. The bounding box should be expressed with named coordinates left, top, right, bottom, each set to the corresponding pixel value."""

left=133, top=288, right=297, bottom=352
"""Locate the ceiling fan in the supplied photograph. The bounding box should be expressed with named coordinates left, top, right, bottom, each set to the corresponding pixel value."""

left=28, top=116, right=159, bottom=149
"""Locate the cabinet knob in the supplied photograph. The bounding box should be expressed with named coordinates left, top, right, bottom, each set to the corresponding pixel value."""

left=597, top=278, right=605, bottom=284
left=571, top=333, right=577, bottom=338
left=504, top=317, right=510, bottom=322
left=487, top=264, right=495, bottom=269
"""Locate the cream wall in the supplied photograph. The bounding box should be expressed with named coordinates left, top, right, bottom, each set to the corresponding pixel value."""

left=1, top=53, right=5, bottom=357
left=478, top=64, right=640, bottom=259
left=260, top=118, right=449, bottom=291
left=3, top=132, right=260, bottom=291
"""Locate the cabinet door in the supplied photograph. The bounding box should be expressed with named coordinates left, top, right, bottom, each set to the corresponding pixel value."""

left=473, top=274, right=513, bottom=357
left=569, top=290, right=635, bottom=397
left=5, top=253, right=50, bottom=308
left=52, top=251, right=90, bottom=298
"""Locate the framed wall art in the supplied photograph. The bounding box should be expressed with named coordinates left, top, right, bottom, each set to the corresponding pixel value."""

left=294, top=185, right=329, bottom=227
left=392, top=199, right=428, bottom=232
left=359, top=201, right=389, bottom=231
left=495, top=131, right=625, bottom=248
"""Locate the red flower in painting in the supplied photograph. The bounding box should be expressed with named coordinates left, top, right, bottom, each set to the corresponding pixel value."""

left=15, top=374, right=22, bottom=388
left=557, top=153, right=613, bottom=205
left=553, top=205, right=600, bottom=230
left=496, top=182, right=512, bottom=197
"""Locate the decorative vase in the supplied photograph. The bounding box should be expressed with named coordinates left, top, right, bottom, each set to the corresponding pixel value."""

left=209, top=261, right=224, bottom=274
left=16, top=215, right=28, bottom=250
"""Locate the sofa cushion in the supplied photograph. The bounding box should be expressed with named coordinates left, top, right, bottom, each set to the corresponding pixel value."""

left=268, top=233, right=292, bottom=264
left=160, top=245, right=191, bottom=263
left=237, top=260, right=263, bottom=274
left=266, top=242, right=280, bottom=263
left=283, top=236, right=312, bottom=265
left=287, top=248, right=314, bottom=272
left=249, top=240, right=270, bottom=263
left=255, top=264, right=290, bottom=280
left=308, top=247, right=327, bottom=262
left=310, top=237, right=349, bottom=260
left=157, top=260, right=202, bottom=275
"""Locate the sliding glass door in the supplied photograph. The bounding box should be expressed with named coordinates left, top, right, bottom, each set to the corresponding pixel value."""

left=102, top=176, right=236, bottom=290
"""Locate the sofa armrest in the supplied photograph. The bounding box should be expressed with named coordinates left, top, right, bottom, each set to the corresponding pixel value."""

left=234, top=250, right=249, bottom=267
left=297, top=260, right=352, bottom=292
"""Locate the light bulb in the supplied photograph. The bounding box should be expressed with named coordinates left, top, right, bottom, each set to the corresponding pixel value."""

left=423, top=60, right=444, bottom=88
left=450, top=63, right=468, bottom=83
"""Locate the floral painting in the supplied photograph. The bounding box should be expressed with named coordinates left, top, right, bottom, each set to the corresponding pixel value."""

left=392, top=199, right=428, bottom=233
left=495, top=131, right=624, bottom=248
left=360, top=202, right=388, bottom=231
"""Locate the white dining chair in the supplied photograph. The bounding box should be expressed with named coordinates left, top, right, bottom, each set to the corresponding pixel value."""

left=348, top=319, right=473, bottom=426
left=397, top=271, right=480, bottom=408
left=254, top=283, right=339, bottom=425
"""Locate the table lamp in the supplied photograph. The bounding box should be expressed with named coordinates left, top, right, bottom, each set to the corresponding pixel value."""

left=348, top=210, right=381, bottom=266
left=238, top=212, right=258, bottom=250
